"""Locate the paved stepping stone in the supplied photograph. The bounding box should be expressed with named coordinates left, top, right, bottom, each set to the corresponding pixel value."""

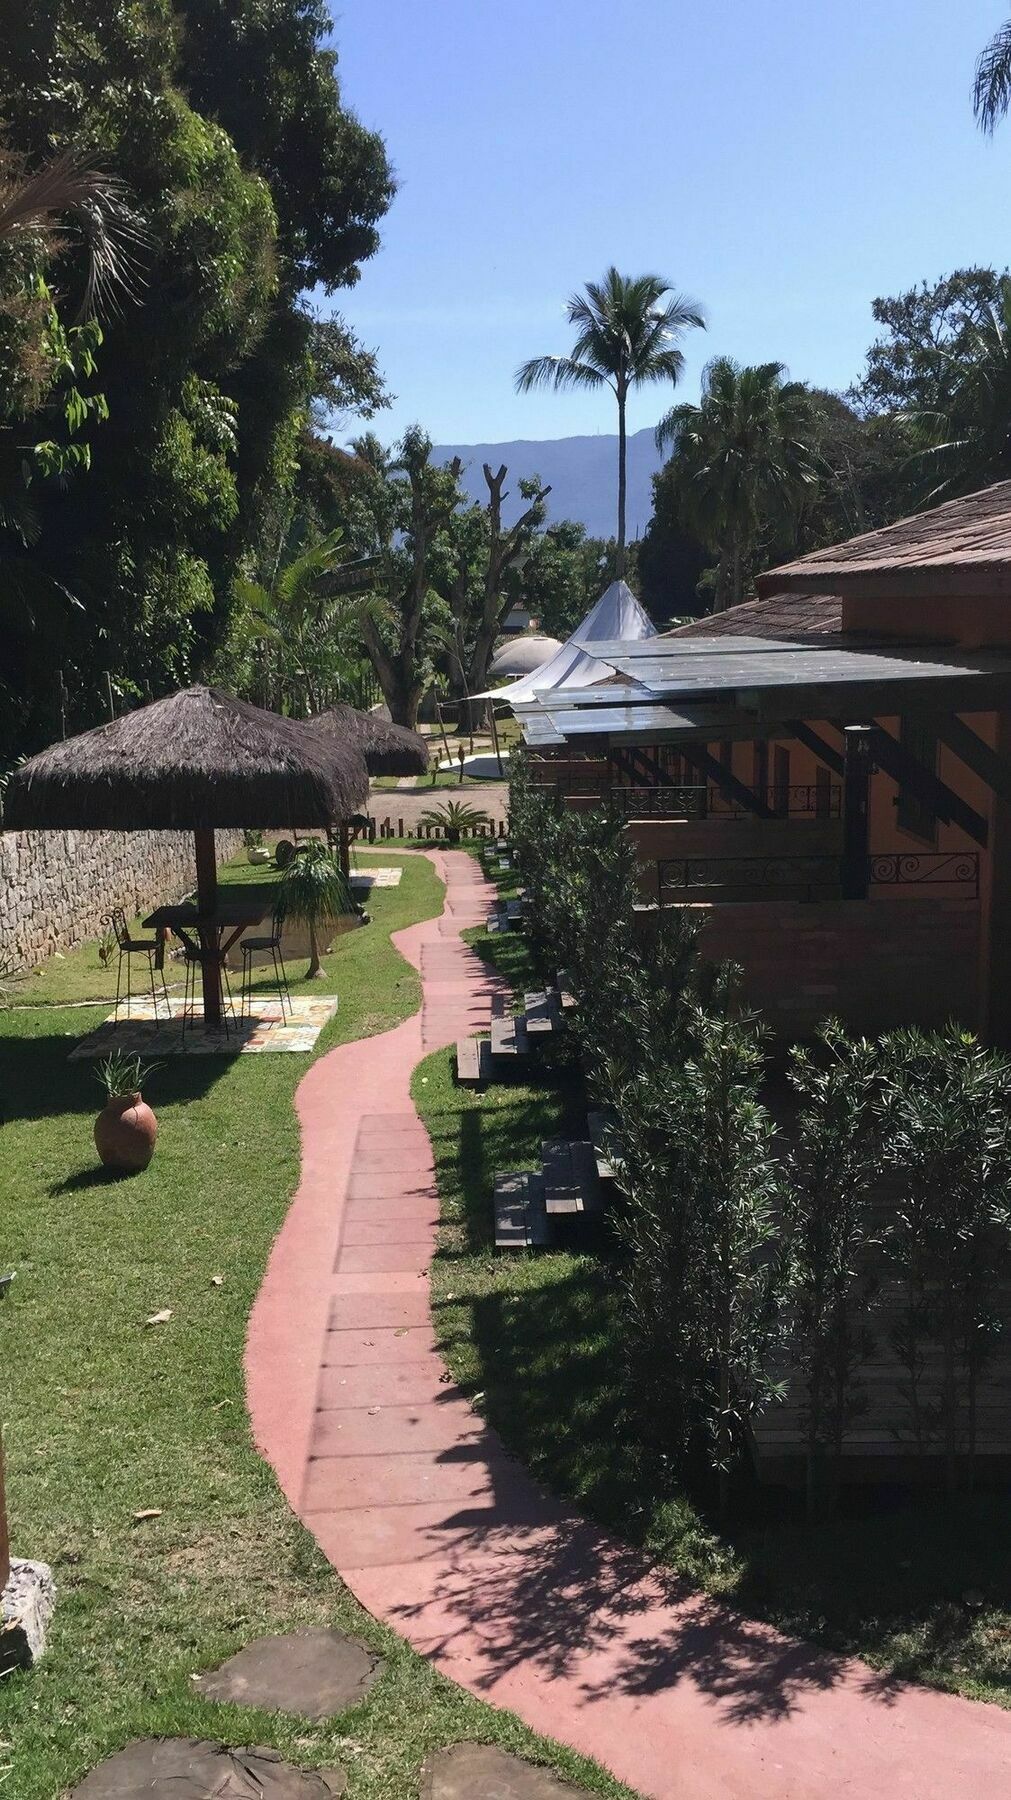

left=421, top=1743, right=592, bottom=1799
left=71, top=1739, right=347, bottom=1798
left=194, top=1628, right=382, bottom=1720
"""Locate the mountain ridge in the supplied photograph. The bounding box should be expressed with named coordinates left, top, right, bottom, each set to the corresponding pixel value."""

left=432, top=424, right=663, bottom=540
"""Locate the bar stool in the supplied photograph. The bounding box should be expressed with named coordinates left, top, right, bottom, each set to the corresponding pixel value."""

left=107, top=908, right=170, bottom=1021
left=240, top=907, right=292, bottom=1023
left=179, top=936, right=236, bottom=1044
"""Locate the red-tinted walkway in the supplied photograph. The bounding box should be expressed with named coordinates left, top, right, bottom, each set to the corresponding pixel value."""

left=246, top=851, right=1011, bottom=1800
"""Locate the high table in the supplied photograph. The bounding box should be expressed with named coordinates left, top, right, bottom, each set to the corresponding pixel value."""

left=143, top=895, right=269, bottom=1028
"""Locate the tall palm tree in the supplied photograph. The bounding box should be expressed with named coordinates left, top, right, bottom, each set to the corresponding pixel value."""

left=657, top=358, right=818, bottom=612
left=911, top=275, right=1011, bottom=500
left=516, top=267, right=704, bottom=573
left=974, top=19, right=1011, bottom=132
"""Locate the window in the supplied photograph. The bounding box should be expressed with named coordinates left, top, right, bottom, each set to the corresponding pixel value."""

left=773, top=745, right=790, bottom=816
left=896, top=717, right=938, bottom=841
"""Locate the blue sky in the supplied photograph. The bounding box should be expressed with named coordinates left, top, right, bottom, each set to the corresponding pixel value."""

left=328, top=0, right=1011, bottom=446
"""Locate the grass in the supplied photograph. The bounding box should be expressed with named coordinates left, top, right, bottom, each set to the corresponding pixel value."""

left=413, top=903, right=1011, bottom=1715
left=0, top=848, right=634, bottom=1800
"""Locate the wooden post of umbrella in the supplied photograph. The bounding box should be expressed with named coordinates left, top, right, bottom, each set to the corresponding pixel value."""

left=193, top=827, right=223, bottom=1028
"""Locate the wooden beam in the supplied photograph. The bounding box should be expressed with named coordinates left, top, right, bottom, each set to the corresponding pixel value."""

left=786, top=719, right=844, bottom=777
left=682, top=743, right=776, bottom=819
left=869, top=725, right=989, bottom=848
left=937, top=714, right=1011, bottom=807
left=841, top=726, right=872, bottom=900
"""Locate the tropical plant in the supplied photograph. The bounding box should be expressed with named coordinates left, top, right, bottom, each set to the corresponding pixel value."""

left=277, top=840, right=352, bottom=979
left=974, top=18, right=1011, bottom=132
left=416, top=799, right=492, bottom=842
left=233, top=524, right=386, bottom=714
left=877, top=1027, right=1011, bottom=1490
left=94, top=1051, right=160, bottom=1099
left=516, top=267, right=705, bottom=572
left=909, top=276, right=1011, bottom=500
left=656, top=358, right=819, bottom=611
left=783, top=1022, right=882, bottom=1514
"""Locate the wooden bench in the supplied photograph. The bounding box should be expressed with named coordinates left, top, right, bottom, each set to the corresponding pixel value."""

left=490, top=1012, right=529, bottom=1059
left=455, top=1035, right=493, bottom=1086
left=494, top=1170, right=550, bottom=1250
left=523, top=990, right=562, bottom=1035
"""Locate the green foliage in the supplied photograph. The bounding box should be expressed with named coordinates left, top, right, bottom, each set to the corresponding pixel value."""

left=0, top=0, right=392, bottom=768
left=656, top=357, right=820, bottom=611
left=877, top=1027, right=1011, bottom=1487
left=415, top=799, right=492, bottom=837
left=94, top=1049, right=161, bottom=1099
left=277, top=839, right=354, bottom=981
left=783, top=1023, right=883, bottom=1508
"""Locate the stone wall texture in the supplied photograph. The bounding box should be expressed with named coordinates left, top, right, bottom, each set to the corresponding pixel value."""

left=0, top=829, right=243, bottom=969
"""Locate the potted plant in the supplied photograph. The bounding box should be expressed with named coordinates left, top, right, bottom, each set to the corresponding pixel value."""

left=93, top=1052, right=161, bottom=1172
left=417, top=799, right=492, bottom=844
left=243, top=829, right=272, bottom=867
left=277, top=842, right=353, bottom=980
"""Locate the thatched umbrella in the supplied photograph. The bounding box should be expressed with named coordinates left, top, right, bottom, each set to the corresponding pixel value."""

left=309, top=704, right=429, bottom=777
left=4, top=686, right=369, bottom=1026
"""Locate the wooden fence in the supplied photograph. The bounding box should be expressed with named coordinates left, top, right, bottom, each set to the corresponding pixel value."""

left=358, top=817, right=509, bottom=842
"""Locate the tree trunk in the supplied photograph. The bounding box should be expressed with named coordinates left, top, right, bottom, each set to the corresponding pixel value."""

left=306, top=918, right=325, bottom=980
left=616, top=388, right=627, bottom=576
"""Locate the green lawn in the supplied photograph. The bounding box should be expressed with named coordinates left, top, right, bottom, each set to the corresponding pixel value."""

left=413, top=910, right=1011, bottom=1714
left=0, top=850, right=633, bottom=1800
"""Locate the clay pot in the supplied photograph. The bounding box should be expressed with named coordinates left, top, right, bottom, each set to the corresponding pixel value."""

left=94, top=1092, right=158, bottom=1172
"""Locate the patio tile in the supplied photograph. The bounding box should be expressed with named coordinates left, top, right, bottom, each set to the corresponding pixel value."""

left=68, top=995, right=339, bottom=1059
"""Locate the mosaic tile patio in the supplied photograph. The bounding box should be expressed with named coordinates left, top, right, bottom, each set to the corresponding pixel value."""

left=349, top=866, right=402, bottom=891
left=68, top=994, right=339, bottom=1059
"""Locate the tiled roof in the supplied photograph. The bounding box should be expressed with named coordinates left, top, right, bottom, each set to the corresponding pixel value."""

left=758, top=481, right=1011, bottom=598
left=664, top=593, right=842, bottom=641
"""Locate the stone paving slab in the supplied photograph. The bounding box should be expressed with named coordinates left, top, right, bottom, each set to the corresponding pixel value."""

left=71, top=1740, right=346, bottom=1798
left=316, top=1358, right=451, bottom=1409
left=194, top=1628, right=381, bottom=1721
left=312, top=1399, right=487, bottom=1458
left=421, top=1743, right=592, bottom=1799
left=301, top=1447, right=516, bottom=1513
left=320, top=1326, right=439, bottom=1366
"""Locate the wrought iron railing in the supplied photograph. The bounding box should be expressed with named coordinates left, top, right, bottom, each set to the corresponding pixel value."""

left=868, top=852, right=981, bottom=899
left=656, top=855, right=842, bottom=905
left=612, top=784, right=708, bottom=820
left=654, top=850, right=981, bottom=906
left=707, top=783, right=842, bottom=819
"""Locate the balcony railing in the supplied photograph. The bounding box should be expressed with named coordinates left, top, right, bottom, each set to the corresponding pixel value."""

left=654, top=851, right=980, bottom=905
left=612, top=784, right=708, bottom=819
left=707, top=783, right=842, bottom=819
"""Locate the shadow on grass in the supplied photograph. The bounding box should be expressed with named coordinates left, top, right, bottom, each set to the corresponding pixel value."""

left=0, top=1019, right=234, bottom=1126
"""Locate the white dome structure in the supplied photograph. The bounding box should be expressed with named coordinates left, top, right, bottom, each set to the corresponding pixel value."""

left=477, top=581, right=656, bottom=704
left=487, top=633, right=564, bottom=682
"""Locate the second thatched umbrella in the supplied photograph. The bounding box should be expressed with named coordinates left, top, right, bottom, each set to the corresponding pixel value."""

left=4, top=686, right=369, bottom=1026
left=309, top=704, right=429, bottom=778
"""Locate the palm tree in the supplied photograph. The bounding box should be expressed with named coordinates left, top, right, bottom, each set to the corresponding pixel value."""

left=974, top=19, right=1011, bottom=132
left=911, top=275, right=1011, bottom=500
left=234, top=525, right=386, bottom=714
left=656, top=358, right=818, bottom=611
left=277, top=842, right=354, bottom=980
left=516, top=267, right=704, bottom=573
left=0, top=143, right=145, bottom=317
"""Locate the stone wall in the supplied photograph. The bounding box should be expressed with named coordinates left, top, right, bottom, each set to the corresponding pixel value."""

left=0, top=829, right=243, bottom=969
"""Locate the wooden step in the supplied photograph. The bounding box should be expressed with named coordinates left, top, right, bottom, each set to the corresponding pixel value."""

left=490, top=1012, right=529, bottom=1058
left=542, top=1138, right=600, bottom=1216
left=495, top=1171, right=550, bottom=1251
left=555, top=969, right=577, bottom=1010
left=586, top=1110, right=617, bottom=1182
left=455, top=1036, right=492, bottom=1086
left=523, top=990, right=562, bottom=1034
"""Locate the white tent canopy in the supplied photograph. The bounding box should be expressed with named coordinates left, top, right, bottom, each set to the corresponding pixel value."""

left=478, top=580, right=655, bottom=704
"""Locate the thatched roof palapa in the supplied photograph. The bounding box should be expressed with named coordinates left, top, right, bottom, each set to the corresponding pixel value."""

left=309, top=704, right=429, bottom=778
left=3, top=686, right=370, bottom=831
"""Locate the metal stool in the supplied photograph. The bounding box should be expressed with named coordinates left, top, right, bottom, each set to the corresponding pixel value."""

left=107, top=908, right=170, bottom=1022
left=240, top=908, right=292, bottom=1023
left=179, top=940, right=236, bottom=1043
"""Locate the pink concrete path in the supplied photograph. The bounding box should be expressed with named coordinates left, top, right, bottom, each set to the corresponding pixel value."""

left=246, top=851, right=1011, bottom=1800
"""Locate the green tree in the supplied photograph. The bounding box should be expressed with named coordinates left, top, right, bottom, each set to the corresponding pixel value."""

left=347, top=426, right=465, bottom=727
left=656, top=358, right=819, bottom=611
left=277, top=841, right=353, bottom=980
left=910, top=276, right=1011, bottom=500
left=0, top=0, right=392, bottom=764
left=516, top=267, right=704, bottom=574
left=231, top=524, right=385, bottom=715
left=974, top=18, right=1011, bottom=132
left=851, top=269, right=1003, bottom=417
